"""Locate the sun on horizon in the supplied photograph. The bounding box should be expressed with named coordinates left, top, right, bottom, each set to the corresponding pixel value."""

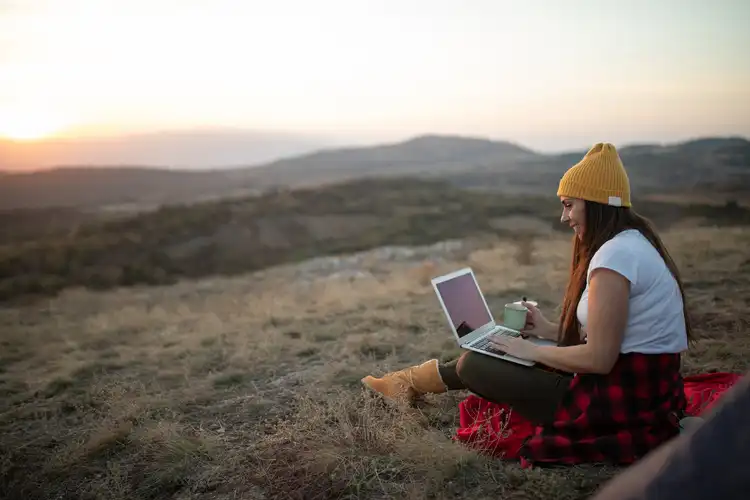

left=0, top=108, right=72, bottom=142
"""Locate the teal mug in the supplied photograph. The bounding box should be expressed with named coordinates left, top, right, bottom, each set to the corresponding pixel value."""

left=503, top=303, right=528, bottom=331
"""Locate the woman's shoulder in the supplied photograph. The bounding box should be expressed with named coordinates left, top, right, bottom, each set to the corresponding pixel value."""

left=589, top=230, right=662, bottom=283
left=597, top=229, right=655, bottom=256
left=594, top=229, right=641, bottom=257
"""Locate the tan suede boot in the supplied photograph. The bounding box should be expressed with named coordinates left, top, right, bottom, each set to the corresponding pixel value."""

left=361, top=359, right=447, bottom=402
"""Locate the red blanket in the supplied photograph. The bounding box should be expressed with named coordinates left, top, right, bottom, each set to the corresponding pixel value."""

left=454, top=372, right=742, bottom=465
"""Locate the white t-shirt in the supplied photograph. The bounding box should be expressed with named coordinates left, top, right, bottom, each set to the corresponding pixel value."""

left=577, top=229, right=688, bottom=354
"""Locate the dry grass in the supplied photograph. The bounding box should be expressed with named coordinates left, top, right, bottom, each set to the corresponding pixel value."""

left=1, top=226, right=749, bottom=499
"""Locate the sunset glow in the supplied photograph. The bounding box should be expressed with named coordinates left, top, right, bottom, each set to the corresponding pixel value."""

left=0, top=0, right=748, bottom=152
left=0, top=107, right=71, bottom=141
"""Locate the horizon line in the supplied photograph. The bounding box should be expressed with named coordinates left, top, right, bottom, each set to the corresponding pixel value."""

left=2, top=130, right=749, bottom=175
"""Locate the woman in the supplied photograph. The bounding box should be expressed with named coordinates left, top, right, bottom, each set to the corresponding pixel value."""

left=361, top=142, right=693, bottom=466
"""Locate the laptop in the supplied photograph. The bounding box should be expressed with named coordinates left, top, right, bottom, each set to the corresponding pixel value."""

left=431, top=267, right=556, bottom=367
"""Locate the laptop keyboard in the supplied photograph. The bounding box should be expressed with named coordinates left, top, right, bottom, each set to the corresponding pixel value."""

left=471, top=328, right=520, bottom=354
left=472, top=339, right=505, bottom=355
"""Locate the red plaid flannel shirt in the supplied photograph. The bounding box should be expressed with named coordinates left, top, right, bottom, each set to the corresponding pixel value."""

left=519, top=352, right=686, bottom=466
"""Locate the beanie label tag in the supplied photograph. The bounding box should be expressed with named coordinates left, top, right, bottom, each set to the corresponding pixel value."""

left=608, top=196, right=622, bottom=207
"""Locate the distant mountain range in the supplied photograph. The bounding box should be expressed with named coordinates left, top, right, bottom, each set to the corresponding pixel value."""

left=0, top=134, right=748, bottom=210
left=0, top=129, right=332, bottom=171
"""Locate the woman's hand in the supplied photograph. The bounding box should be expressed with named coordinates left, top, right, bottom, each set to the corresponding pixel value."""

left=488, top=335, right=540, bottom=361
left=520, top=301, right=557, bottom=341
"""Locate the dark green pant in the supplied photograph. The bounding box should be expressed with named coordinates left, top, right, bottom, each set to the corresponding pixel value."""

left=439, top=351, right=573, bottom=425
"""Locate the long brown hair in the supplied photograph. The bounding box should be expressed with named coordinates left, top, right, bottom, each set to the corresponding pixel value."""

left=558, top=201, right=693, bottom=346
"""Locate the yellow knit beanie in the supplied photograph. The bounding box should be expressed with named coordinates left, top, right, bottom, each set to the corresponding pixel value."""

left=557, top=142, right=631, bottom=207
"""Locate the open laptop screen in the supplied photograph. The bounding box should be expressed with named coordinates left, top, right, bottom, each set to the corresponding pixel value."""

left=435, top=272, right=492, bottom=339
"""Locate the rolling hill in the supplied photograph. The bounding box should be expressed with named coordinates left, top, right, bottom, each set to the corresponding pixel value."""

left=2, top=176, right=749, bottom=301
left=0, top=134, right=748, bottom=211
left=0, top=166, right=260, bottom=211
left=234, top=134, right=539, bottom=185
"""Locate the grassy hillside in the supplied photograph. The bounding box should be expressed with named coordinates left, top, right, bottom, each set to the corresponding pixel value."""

left=1, top=226, right=748, bottom=499
left=1, top=176, right=749, bottom=302
left=0, top=166, right=262, bottom=210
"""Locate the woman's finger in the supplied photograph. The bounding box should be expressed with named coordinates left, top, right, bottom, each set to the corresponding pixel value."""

left=489, top=338, right=509, bottom=351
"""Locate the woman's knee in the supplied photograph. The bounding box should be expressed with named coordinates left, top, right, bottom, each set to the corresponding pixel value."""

left=456, top=351, right=485, bottom=385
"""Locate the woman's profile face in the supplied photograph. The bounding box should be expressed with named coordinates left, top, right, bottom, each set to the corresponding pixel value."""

left=560, top=197, right=586, bottom=239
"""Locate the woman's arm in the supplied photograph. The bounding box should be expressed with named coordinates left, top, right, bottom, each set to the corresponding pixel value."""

left=532, top=268, right=629, bottom=374
left=531, top=319, right=559, bottom=341
left=521, top=302, right=559, bottom=341
left=530, top=321, right=584, bottom=342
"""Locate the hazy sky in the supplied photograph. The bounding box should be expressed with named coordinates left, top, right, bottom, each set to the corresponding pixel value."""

left=1, top=0, right=749, bottom=151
